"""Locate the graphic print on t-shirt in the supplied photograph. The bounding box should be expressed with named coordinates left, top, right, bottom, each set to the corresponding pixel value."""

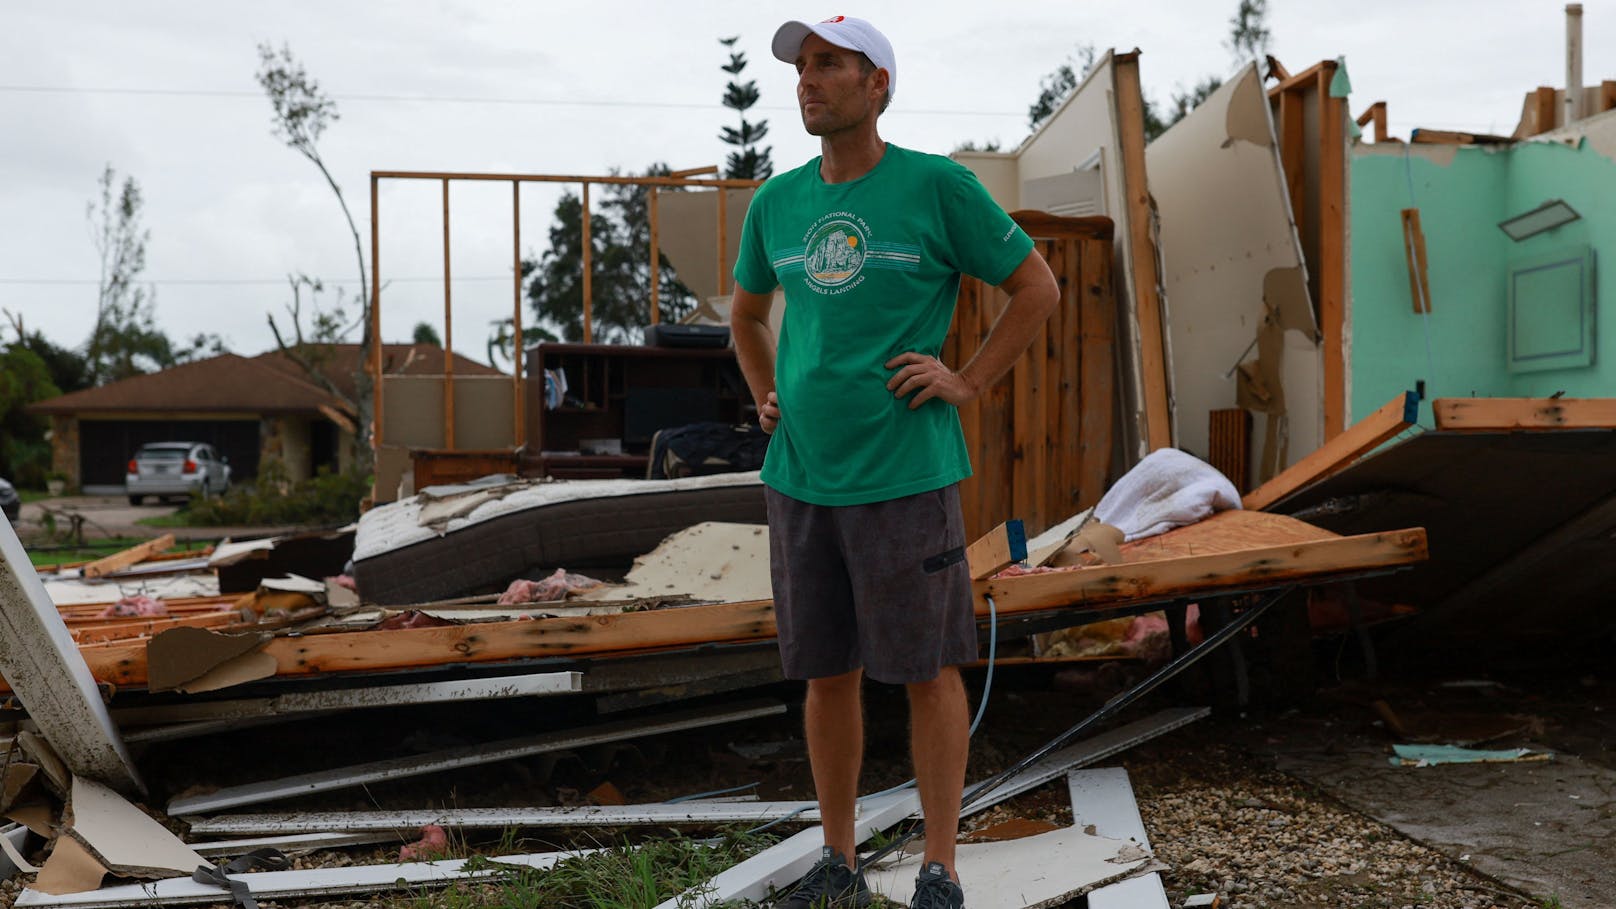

left=771, top=209, right=921, bottom=296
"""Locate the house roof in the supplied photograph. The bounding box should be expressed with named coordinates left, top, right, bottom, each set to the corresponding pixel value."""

left=28, top=344, right=505, bottom=417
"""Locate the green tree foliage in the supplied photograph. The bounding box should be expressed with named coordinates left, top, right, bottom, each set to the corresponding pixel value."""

left=412, top=322, right=442, bottom=346
left=0, top=345, right=62, bottom=486
left=521, top=165, right=698, bottom=345
left=1028, top=44, right=1096, bottom=130
left=719, top=37, right=772, bottom=180
left=85, top=165, right=172, bottom=384
left=1227, top=0, right=1272, bottom=63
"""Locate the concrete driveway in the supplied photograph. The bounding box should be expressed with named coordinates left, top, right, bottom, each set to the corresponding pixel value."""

left=20, top=495, right=181, bottom=539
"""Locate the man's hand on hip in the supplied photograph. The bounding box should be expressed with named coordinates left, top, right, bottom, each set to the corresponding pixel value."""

left=885, top=353, right=979, bottom=409
left=759, top=391, right=782, bottom=433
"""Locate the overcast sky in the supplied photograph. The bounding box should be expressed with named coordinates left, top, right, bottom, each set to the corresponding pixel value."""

left=4, top=0, right=1606, bottom=369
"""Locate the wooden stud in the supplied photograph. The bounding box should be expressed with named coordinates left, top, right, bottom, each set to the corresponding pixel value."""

left=1318, top=63, right=1348, bottom=439
left=1265, top=61, right=1333, bottom=99
left=1243, top=391, right=1419, bottom=511
left=716, top=187, right=728, bottom=298
left=1113, top=52, right=1173, bottom=451
left=649, top=186, right=661, bottom=324
left=1432, top=398, right=1616, bottom=431
left=967, top=520, right=1028, bottom=581
left=1409, top=129, right=1513, bottom=146
left=441, top=178, right=455, bottom=450
left=581, top=182, right=593, bottom=344
left=977, top=528, right=1428, bottom=615
left=1533, top=86, right=1558, bottom=136
left=82, top=534, right=175, bottom=579
left=1603, top=81, right=1616, bottom=114
left=369, top=173, right=384, bottom=448
left=512, top=181, right=525, bottom=446
left=1355, top=101, right=1390, bottom=143
left=1265, top=55, right=1291, bottom=82
left=1400, top=208, right=1432, bottom=314
left=1279, top=90, right=1305, bottom=223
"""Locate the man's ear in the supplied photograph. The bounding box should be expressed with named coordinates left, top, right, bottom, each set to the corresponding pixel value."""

left=870, top=67, right=890, bottom=101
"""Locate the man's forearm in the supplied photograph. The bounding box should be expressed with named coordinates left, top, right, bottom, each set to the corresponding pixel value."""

left=957, top=281, right=1059, bottom=396
left=731, top=312, right=777, bottom=408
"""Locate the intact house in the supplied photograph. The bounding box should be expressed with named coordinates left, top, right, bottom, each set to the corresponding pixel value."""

left=28, top=344, right=503, bottom=494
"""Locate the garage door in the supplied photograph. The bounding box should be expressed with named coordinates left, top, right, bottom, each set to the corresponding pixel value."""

left=79, top=420, right=261, bottom=487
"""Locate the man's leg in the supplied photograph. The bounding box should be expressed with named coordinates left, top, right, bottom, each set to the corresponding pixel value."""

left=805, top=667, right=864, bottom=860
left=907, top=665, right=970, bottom=877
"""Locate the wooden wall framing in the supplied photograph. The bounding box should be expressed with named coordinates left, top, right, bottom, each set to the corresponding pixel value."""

left=1269, top=61, right=1349, bottom=440
left=946, top=213, right=1116, bottom=541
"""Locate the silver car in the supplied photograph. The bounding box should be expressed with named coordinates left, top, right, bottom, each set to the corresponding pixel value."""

left=126, top=442, right=230, bottom=505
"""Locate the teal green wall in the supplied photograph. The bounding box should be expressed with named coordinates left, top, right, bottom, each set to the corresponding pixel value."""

left=1349, top=139, right=1616, bottom=418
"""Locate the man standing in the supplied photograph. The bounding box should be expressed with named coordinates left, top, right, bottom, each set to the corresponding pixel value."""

left=730, top=15, right=1059, bottom=908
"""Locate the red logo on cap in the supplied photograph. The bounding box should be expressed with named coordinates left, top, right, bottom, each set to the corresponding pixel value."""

left=821, top=15, right=845, bottom=22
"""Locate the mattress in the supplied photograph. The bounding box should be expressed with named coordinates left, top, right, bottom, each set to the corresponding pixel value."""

left=353, top=472, right=767, bottom=605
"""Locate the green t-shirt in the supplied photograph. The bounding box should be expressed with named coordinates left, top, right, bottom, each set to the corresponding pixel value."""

left=734, top=143, right=1034, bottom=506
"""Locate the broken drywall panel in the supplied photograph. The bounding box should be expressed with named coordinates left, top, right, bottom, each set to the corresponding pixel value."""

left=113, top=672, right=584, bottom=728
left=656, top=187, right=757, bottom=301
left=0, top=519, right=143, bottom=795
left=865, top=826, right=1156, bottom=908
left=41, top=575, right=218, bottom=608
left=168, top=700, right=785, bottom=815
left=654, top=790, right=921, bottom=909
left=190, top=800, right=825, bottom=835
left=15, top=849, right=594, bottom=908
left=1068, top=768, right=1171, bottom=909
left=1148, top=61, right=1321, bottom=485
left=954, top=49, right=1160, bottom=462
left=582, top=522, right=770, bottom=604
left=67, top=777, right=209, bottom=879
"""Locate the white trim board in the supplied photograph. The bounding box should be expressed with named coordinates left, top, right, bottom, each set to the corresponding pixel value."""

left=0, top=519, right=143, bottom=794
left=189, top=831, right=394, bottom=857
left=168, top=699, right=784, bottom=815
left=113, top=671, right=583, bottom=727
left=190, top=800, right=825, bottom=836
left=654, top=790, right=921, bottom=909
left=15, top=849, right=595, bottom=908
left=1068, top=767, right=1171, bottom=909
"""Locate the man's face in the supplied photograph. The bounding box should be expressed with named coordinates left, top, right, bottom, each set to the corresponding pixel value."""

left=794, top=33, right=883, bottom=136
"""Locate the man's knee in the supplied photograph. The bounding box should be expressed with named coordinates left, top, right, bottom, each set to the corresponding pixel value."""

left=807, top=668, right=863, bottom=701
left=905, top=666, right=964, bottom=703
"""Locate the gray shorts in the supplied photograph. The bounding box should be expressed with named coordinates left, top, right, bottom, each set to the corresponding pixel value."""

left=765, top=484, right=978, bottom=684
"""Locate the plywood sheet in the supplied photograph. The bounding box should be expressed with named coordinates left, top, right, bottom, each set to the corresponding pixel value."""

left=1149, top=63, right=1320, bottom=484
left=658, top=188, right=757, bottom=301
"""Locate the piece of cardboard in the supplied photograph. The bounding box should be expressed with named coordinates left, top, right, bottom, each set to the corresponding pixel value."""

left=0, top=762, right=41, bottom=814
left=6, top=802, right=56, bottom=838
left=67, top=777, right=209, bottom=878
left=146, top=627, right=270, bottom=693
left=175, top=651, right=278, bottom=694
left=31, top=835, right=107, bottom=896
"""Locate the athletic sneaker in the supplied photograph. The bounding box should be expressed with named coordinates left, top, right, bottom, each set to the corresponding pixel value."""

left=776, top=846, right=873, bottom=908
left=909, top=861, right=965, bottom=909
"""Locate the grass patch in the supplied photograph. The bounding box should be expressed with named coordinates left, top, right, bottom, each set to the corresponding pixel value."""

left=409, top=829, right=776, bottom=909
left=18, top=488, right=53, bottom=504
left=28, top=537, right=214, bottom=569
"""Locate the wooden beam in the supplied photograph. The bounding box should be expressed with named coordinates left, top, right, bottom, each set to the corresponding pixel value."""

left=715, top=187, right=728, bottom=298
left=1356, top=101, right=1390, bottom=143
left=1112, top=51, right=1173, bottom=451
left=441, top=178, right=455, bottom=450
left=1318, top=62, right=1348, bottom=438
left=581, top=182, right=593, bottom=344
left=1532, top=86, right=1558, bottom=135
left=1264, top=54, right=1291, bottom=82
left=1400, top=208, right=1432, bottom=314
left=82, top=534, right=175, bottom=579
left=1410, top=128, right=1514, bottom=146
left=977, top=528, right=1427, bottom=615
left=967, top=520, right=1028, bottom=580
left=1243, top=391, right=1419, bottom=511
left=369, top=173, right=383, bottom=449
left=512, top=180, right=525, bottom=446
left=1266, top=60, right=1332, bottom=98
left=0, top=520, right=144, bottom=795
left=1432, top=397, right=1616, bottom=431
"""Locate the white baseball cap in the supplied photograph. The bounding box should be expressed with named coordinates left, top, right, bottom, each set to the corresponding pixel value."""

left=772, top=16, right=896, bottom=103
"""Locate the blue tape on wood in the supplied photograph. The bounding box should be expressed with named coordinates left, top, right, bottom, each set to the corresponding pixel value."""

left=1401, top=390, right=1420, bottom=424
left=1007, top=519, right=1027, bottom=563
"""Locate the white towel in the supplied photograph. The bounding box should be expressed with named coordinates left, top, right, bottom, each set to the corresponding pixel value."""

left=1094, top=448, right=1241, bottom=541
